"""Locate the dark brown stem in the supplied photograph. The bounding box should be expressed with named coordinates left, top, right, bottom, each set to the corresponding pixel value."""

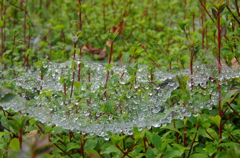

left=234, top=0, right=240, bottom=17
left=54, top=143, right=73, bottom=158
left=187, top=124, right=200, bottom=158
left=19, top=128, right=23, bottom=149
left=226, top=5, right=240, bottom=26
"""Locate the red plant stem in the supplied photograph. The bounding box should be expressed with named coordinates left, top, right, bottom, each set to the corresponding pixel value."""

left=205, top=129, right=215, bottom=140
left=78, top=47, right=83, bottom=81
left=141, top=45, right=161, bottom=70
left=54, top=143, right=73, bottom=158
left=64, top=83, right=67, bottom=96
left=201, top=5, right=205, bottom=49
left=70, top=42, right=77, bottom=98
left=235, top=0, right=240, bottom=17
left=183, top=106, right=187, bottom=148
left=19, top=128, right=23, bottom=149
left=228, top=131, right=240, bottom=143
left=184, top=0, right=187, bottom=19
left=102, top=2, right=106, bottom=32
left=70, top=71, right=75, bottom=98
left=0, top=0, right=4, bottom=78
left=199, top=0, right=215, bottom=25
left=123, top=141, right=139, bottom=157
left=80, top=134, right=85, bottom=158
left=192, top=13, right=195, bottom=32
left=173, top=120, right=179, bottom=143
left=226, top=5, right=240, bottom=26
left=143, top=137, right=147, bottom=152
left=217, top=10, right=223, bottom=151
left=108, top=42, right=114, bottom=64
left=187, top=124, right=200, bottom=158
left=217, top=12, right=222, bottom=73
left=40, top=66, right=43, bottom=91
left=78, top=0, right=82, bottom=30
left=115, top=144, right=132, bottom=158
left=104, top=42, right=114, bottom=97
left=226, top=102, right=240, bottom=118
left=23, top=0, right=27, bottom=43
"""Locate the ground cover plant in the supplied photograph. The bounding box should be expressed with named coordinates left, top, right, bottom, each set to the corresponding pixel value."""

left=0, top=0, right=240, bottom=157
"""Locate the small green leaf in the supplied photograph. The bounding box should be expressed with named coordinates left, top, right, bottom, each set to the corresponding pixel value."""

left=0, top=132, right=7, bottom=138
left=10, top=138, right=20, bottom=152
left=161, top=126, right=182, bottom=135
left=212, top=8, right=218, bottom=19
left=209, top=115, right=221, bottom=129
left=146, top=148, right=155, bottom=158
left=85, top=148, right=100, bottom=158
left=152, top=133, right=162, bottom=149
left=106, top=64, right=113, bottom=71
left=100, top=145, right=119, bottom=154
left=190, top=153, right=208, bottom=158
left=74, top=81, right=81, bottom=90
left=221, top=89, right=239, bottom=108
left=122, top=52, right=130, bottom=63
left=66, top=143, right=80, bottom=152
left=218, top=2, right=226, bottom=13
left=0, top=20, right=3, bottom=27
left=84, top=139, right=98, bottom=149
left=162, top=150, right=183, bottom=158
left=0, top=93, right=15, bottom=102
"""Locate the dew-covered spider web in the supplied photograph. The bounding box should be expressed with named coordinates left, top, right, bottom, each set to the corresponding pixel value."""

left=0, top=60, right=239, bottom=136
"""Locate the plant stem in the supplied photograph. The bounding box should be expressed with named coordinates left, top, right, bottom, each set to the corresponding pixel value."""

left=78, top=0, right=82, bottom=30
left=104, top=42, right=114, bottom=97
left=70, top=42, right=77, bottom=98
left=217, top=10, right=223, bottom=151
left=187, top=124, right=200, bottom=158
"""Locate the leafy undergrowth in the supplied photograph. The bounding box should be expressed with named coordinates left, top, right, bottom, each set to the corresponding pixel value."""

left=0, top=0, right=240, bottom=157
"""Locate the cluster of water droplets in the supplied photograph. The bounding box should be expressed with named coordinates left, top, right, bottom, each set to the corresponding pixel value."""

left=0, top=60, right=239, bottom=136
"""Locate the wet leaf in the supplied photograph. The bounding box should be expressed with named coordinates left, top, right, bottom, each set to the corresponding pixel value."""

left=1, top=93, right=15, bottom=102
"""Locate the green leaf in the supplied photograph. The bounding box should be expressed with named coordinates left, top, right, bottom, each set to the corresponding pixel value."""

left=0, top=132, right=7, bottom=138
left=152, top=133, right=162, bottom=149
left=221, top=89, right=239, bottom=108
left=74, top=81, right=81, bottom=90
left=161, top=126, right=182, bottom=135
left=218, top=2, right=226, bottom=13
left=100, top=145, right=119, bottom=154
left=66, top=143, right=80, bottom=152
left=122, top=52, right=130, bottom=63
left=208, top=115, right=221, bottom=128
left=0, top=20, right=3, bottom=27
left=0, top=93, right=15, bottom=102
left=146, top=148, right=155, bottom=158
left=190, top=153, right=208, bottom=158
left=84, top=139, right=98, bottom=149
left=85, top=148, right=100, bottom=158
left=219, top=142, right=240, bottom=148
left=10, top=138, right=20, bottom=152
left=162, top=150, right=183, bottom=158
left=106, top=64, right=113, bottom=71
left=212, top=8, right=218, bottom=19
